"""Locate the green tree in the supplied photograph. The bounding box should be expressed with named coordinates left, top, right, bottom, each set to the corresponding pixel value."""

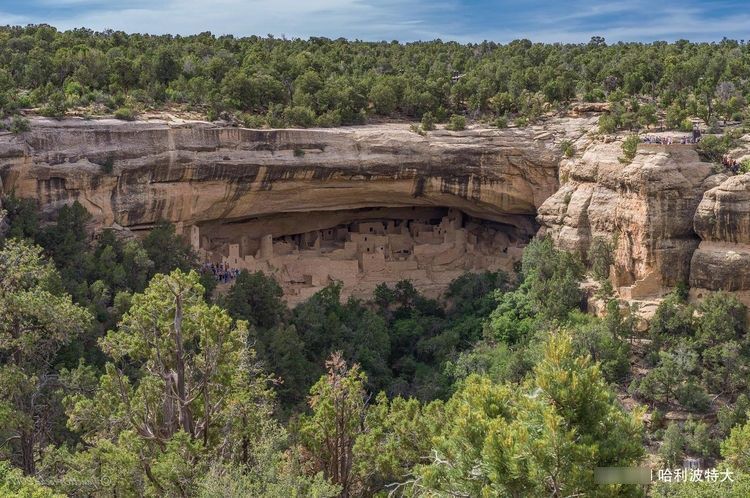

left=416, top=331, right=643, bottom=497
left=223, top=270, right=286, bottom=330
left=637, top=104, right=658, bottom=129
left=353, top=393, right=441, bottom=496
left=445, top=114, right=466, bottom=131
left=141, top=221, right=196, bottom=275
left=369, top=79, right=398, bottom=116
left=62, top=269, right=279, bottom=495
left=695, top=293, right=748, bottom=396
left=723, top=418, right=750, bottom=473
left=420, top=111, right=435, bottom=131
left=660, top=422, right=686, bottom=467
left=620, top=134, right=639, bottom=163
left=298, top=353, right=369, bottom=497
left=599, top=113, right=617, bottom=134
left=588, top=236, right=614, bottom=282
left=0, top=239, right=92, bottom=475
left=521, top=236, right=584, bottom=321
left=0, top=461, right=63, bottom=497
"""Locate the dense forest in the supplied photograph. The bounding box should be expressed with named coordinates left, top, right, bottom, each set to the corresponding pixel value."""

left=3, top=25, right=750, bottom=497
left=2, top=195, right=750, bottom=497
left=0, top=26, right=749, bottom=131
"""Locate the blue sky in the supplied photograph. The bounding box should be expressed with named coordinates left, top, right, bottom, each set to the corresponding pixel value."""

left=1, top=0, right=750, bottom=43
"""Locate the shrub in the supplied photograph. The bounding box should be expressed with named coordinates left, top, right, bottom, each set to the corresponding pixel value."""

left=620, top=134, right=639, bottom=163
left=241, top=113, right=266, bottom=128
left=583, top=88, right=606, bottom=102
left=675, top=382, right=711, bottom=412
left=445, top=114, right=466, bottom=131
left=560, top=139, right=575, bottom=158
left=740, top=159, right=750, bottom=174
left=570, top=320, right=630, bottom=383
left=420, top=111, right=435, bottom=131
left=665, top=104, right=686, bottom=129
left=409, top=123, right=425, bottom=136
left=679, top=117, right=694, bottom=132
left=9, top=115, right=30, bottom=134
left=282, top=105, right=316, bottom=128
left=696, top=134, right=734, bottom=163
left=293, top=147, right=305, bottom=157
left=717, top=394, right=750, bottom=436
left=707, top=118, right=722, bottom=134
left=315, top=109, right=341, bottom=127
left=205, top=108, right=219, bottom=122
left=598, top=113, right=617, bottom=134
left=659, top=422, right=685, bottom=467
left=650, top=408, right=666, bottom=430
left=113, top=106, right=136, bottom=121
left=588, top=237, right=614, bottom=281
left=494, top=116, right=508, bottom=128
left=99, top=156, right=115, bottom=174
left=39, top=92, right=67, bottom=118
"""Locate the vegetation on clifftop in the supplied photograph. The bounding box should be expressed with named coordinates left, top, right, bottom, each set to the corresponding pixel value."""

left=0, top=27, right=749, bottom=129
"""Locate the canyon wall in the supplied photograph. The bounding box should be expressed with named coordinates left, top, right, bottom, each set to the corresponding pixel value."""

left=537, top=141, right=717, bottom=300
left=0, top=118, right=576, bottom=230
left=0, top=116, right=593, bottom=301
left=538, top=132, right=750, bottom=310
left=4, top=116, right=747, bottom=306
left=690, top=172, right=750, bottom=306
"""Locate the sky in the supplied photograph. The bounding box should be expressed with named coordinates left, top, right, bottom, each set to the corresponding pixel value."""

left=1, top=0, right=750, bottom=43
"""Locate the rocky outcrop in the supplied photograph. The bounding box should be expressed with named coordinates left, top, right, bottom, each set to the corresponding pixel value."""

left=0, top=116, right=595, bottom=301
left=538, top=142, right=715, bottom=299
left=0, top=118, right=588, bottom=231
left=6, top=116, right=749, bottom=307
left=690, top=173, right=750, bottom=301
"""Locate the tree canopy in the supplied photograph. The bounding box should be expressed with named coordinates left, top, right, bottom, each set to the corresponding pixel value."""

left=0, top=27, right=749, bottom=129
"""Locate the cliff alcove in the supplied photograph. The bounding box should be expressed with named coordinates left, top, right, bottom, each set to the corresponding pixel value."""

left=194, top=206, right=532, bottom=303
left=1, top=117, right=593, bottom=302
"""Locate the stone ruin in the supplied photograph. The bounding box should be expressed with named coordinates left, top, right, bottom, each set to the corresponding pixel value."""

left=189, top=206, right=529, bottom=304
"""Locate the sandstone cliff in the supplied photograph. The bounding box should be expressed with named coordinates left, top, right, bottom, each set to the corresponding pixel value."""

left=691, top=173, right=750, bottom=304
left=0, top=116, right=594, bottom=301
left=4, top=117, right=749, bottom=307
left=538, top=141, right=715, bottom=300
left=0, top=118, right=584, bottom=230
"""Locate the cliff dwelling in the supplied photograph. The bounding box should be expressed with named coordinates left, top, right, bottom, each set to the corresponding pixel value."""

left=189, top=206, right=530, bottom=304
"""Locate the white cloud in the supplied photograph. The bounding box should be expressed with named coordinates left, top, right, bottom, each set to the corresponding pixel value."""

left=5, top=0, right=454, bottom=41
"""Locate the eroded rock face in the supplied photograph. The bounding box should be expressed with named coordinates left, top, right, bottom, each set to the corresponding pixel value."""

left=690, top=174, right=750, bottom=299
left=0, top=119, right=571, bottom=229
left=0, top=117, right=594, bottom=300
left=538, top=142, right=714, bottom=299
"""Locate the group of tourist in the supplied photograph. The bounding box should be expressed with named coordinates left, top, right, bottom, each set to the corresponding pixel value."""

left=722, top=155, right=743, bottom=174
left=203, top=262, right=241, bottom=283
left=640, top=135, right=701, bottom=145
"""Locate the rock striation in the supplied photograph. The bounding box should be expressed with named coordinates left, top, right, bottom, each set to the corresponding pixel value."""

left=0, top=117, right=593, bottom=301
left=690, top=173, right=750, bottom=303
left=5, top=116, right=750, bottom=307
left=0, top=119, right=576, bottom=228
left=538, top=142, right=715, bottom=300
